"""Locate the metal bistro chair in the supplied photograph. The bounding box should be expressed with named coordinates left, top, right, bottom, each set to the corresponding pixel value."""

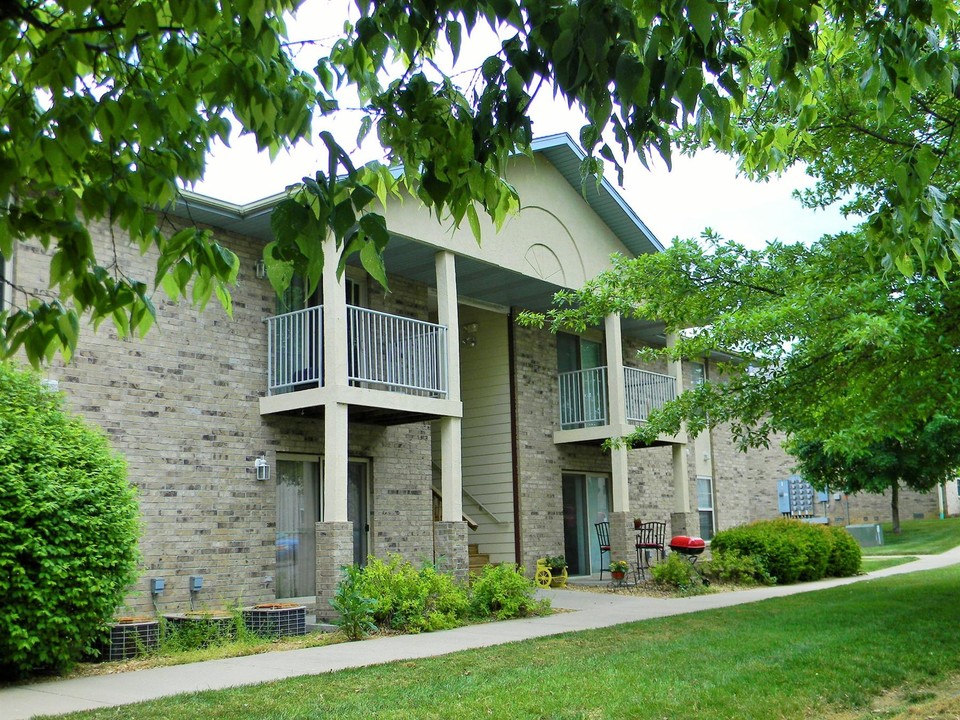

left=635, top=521, right=666, bottom=579
left=595, top=521, right=611, bottom=580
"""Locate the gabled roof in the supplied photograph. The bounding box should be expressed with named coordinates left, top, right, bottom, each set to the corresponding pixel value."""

left=531, top=133, right=662, bottom=256
left=175, top=134, right=662, bottom=258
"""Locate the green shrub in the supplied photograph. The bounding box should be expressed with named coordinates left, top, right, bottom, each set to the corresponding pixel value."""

left=356, top=555, right=468, bottom=633
left=701, top=549, right=775, bottom=586
left=711, top=518, right=855, bottom=585
left=651, top=554, right=705, bottom=594
left=331, top=565, right=378, bottom=640
left=0, top=363, right=140, bottom=678
left=824, top=525, right=862, bottom=577
left=469, top=564, right=549, bottom=620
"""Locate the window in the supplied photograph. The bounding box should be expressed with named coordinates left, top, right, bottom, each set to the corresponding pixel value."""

left=691, top=361, right=706, bottom=388
left=696, top=476, right=715, bottom=541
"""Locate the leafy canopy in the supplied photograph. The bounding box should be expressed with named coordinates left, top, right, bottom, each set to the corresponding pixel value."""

left=4, top=1, right=960, bottom=364
left=524, top=230, right=960, bottom=453
left=0, top=0, right=315, bottom=364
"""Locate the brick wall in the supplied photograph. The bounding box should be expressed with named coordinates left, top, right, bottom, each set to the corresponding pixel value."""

left=11, top=219, right=438, bottom=613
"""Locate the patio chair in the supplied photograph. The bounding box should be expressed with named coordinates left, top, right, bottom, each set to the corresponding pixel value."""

left=595, top=521, right=611, bottom=580
left=635, top=521, right=666, bottom=579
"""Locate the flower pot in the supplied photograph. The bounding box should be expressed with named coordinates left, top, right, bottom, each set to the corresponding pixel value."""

left=242, top=603, right=307, bottom=637
left=100, top=616, right=159, bottom=661
left=611, top=570, right=626, bottom=581
left=549, top=567, right=568, bottom=588
left=633, top=519, right=643, bottom=530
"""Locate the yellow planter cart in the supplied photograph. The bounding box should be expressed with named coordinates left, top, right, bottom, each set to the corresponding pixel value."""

left=535, top=556, right=568, bottom=588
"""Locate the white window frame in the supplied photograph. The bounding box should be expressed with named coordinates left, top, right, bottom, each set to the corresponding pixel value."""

left=696, top=475, right=716, bottom=541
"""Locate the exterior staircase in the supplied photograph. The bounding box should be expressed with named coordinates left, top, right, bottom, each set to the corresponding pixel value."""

left=468, top=543, right=492, bottom=575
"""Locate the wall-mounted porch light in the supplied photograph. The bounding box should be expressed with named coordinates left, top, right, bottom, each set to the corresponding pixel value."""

left=255, top=259, right=267, bottom=279
left=462, top=322, right=479, bottom=347
left=255, top=453, right=270, bottom=481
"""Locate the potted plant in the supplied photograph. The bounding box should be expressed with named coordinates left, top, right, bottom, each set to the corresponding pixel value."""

left=609, top=559, right=630, bottom=581
left=534, top=555, right=569, bottom=588
left=633, top=518, right=644, bottom=530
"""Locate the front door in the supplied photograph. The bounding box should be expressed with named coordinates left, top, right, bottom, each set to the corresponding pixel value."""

left=561, top=473, right=611, bottom=575
left=348, top=461, right=369, bottom=566
left=275, top=456, right=320, bottom=599
left=275, top=457, right=370, bottom=598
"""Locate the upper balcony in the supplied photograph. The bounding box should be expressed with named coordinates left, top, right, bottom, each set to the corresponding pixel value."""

left=555, top=366, right=680, bottom=445
left=259, top=305, right=459, bottom=423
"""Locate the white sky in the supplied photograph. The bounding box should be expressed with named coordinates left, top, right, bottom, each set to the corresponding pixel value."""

left=192, top=1, right=857, bottom=251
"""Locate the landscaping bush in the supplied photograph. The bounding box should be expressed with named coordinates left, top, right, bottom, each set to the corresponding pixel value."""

left=701, top=549, right=775, bottom=586
left=0, top=363, right=140, bottom=678
left=330, top=565, right=378, bottom=640
left=651, top=553, right=705, bottom=594
left=711, top=518, right=860, bottom=585
left=824, top=525, right=862, bottom=577
left=356, top=555, right=469, bottom=632
left=469, top=564, right=549, bottom=620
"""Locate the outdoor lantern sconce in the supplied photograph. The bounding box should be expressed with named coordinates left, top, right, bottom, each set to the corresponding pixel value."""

left=462, top=322, right=479, bottom=347
left=255, top=453, right=270, bottom=481
left=255, top=259, right=267, bottom=279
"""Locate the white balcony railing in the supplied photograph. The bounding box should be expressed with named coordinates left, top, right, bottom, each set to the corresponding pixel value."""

left=624, top=367, right=676, bottom=423
left=347, top=306, right=448, bottom=397
left=267, top=306, right=323, bottom=395
left=558, top=366, right=677, bottom=430
left=558, top=367, right=608, bottom=429
left=265, top=305, right=448, bottom=398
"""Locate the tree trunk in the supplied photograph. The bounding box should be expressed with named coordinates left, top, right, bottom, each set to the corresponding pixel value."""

left=890, top=480, right=901, bottom=535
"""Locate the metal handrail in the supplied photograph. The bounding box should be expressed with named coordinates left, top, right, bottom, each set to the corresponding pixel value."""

left=624, top=366, right=676, bottom=423
left=557, top=366, right=609, bottom=429
left=266, top=306, right=323, bottom=395
left=347, top=306, right=448, bottom=397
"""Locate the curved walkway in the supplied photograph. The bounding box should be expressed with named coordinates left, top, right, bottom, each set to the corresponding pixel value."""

left=6, top=547, right=960, bottom=720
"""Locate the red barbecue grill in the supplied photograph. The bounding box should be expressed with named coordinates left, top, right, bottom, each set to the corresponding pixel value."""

left=669, top=536, right=710, bottom=585
left=669, top=535, right=706, bottom=557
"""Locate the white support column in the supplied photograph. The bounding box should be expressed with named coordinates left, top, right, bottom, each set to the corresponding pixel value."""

left=435, top=251, right=461, bottom=402
left=667, top=332, right=690, bottom=513
left=435, top=251, right=462, bottom=521
left=440, top=417, right=463, bottom=521
left=322, top=234, right=349, bottom=522
left=605, top=314, right=629, bottom=513
left=324, top=403, right=349, bottom=521
left=322, top=234, right=349, bottom=389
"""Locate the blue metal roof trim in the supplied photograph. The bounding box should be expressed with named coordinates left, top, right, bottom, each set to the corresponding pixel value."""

left=530, top=133, right=663, bottom=256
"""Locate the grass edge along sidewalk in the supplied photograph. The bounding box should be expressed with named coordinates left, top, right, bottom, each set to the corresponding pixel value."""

left=10, top=548, right=960, bottom=720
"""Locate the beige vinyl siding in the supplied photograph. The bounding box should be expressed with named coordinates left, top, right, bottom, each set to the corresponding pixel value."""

left=458, top=306, right=516, bottom=563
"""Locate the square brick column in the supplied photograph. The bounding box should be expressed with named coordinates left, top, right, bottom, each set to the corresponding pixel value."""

left=433, top=521, right=469, bottom=582
left=315, top=521, right=354, bottom=621
left=607, top=511, right=634, bottom=570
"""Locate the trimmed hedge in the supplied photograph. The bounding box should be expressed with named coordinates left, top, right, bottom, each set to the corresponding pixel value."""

left=710, top=518, right=861, bottom=585
left=0, top=363, right=140, bottom=678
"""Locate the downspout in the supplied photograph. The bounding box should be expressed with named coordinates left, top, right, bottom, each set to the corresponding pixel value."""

left=508, top=308, right=523, bottom=565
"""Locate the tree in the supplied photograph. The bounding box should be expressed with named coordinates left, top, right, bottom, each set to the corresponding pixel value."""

left=791, top=416, right=960, bottom=533
left=4, top=1, right=960, bottom=365
left=0, top=362, right=140, bottom=678
left=523, top=230, right=960, bottom=453
left=0, top=0, right=315, bottom=363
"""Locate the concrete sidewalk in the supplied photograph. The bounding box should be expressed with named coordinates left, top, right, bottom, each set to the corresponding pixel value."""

left=5, top=548, right=960, bottom=720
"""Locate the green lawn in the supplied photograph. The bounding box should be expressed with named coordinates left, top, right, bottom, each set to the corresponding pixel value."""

left=51, top=566, right=960, bottom=720
left=861, top=556, right=918, bottom=572
left=860, top=517, right=960, bottom=556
